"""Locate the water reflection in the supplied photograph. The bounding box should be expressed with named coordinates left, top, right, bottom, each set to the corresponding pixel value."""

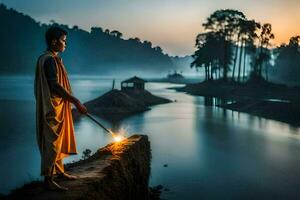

left=201, top=96, right=300, bottom=138
left=203, top=96, right=234, bottom=107
left=0, top=77, right=299, bottom=199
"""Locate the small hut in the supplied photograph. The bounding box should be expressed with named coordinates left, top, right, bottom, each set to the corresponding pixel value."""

left=121, top=76, right=147, bottom=91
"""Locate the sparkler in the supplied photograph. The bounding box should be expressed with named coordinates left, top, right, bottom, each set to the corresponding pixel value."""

left=85, top=113, right=125, bottom=142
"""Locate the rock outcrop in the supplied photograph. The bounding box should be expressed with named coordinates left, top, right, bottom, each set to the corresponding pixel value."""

left=8, top=135, right=151, bottom=200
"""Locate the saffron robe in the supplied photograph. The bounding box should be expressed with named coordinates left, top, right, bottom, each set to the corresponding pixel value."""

left=34, top=51, right=77, bottom=176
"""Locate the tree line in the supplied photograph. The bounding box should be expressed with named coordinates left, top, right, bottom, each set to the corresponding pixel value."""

left=0, top=4, right=177, bottom=75
left=191, top=9, right=300, bottom=84
left=271, top=36, right=300, bottom=83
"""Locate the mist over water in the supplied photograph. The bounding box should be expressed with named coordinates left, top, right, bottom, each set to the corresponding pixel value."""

left=0, top=76, right=299, bottom=199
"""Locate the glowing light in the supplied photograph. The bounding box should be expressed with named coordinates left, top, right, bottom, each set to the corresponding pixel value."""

left=114, top=135, right=124, bottom=142
left=108, top=128, right=127, bottom=143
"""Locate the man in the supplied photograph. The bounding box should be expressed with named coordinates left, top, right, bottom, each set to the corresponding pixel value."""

left=34, top=26, right=87, bottom=191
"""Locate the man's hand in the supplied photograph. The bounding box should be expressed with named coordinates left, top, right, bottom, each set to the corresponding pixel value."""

left=74, top=100, right=87, bottom=114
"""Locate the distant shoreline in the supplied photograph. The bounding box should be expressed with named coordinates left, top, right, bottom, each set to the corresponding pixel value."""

left=173, top=79, right=300, bottom=126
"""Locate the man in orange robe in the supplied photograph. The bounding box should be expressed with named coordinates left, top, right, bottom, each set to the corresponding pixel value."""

left=34, top=27, right=87, bottom=191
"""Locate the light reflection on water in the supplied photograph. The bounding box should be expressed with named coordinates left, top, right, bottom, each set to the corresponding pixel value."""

left=0, top=76, right=299, bottom=199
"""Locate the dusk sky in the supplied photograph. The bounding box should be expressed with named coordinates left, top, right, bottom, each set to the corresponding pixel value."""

left=1, top=0, right=299, bottom=56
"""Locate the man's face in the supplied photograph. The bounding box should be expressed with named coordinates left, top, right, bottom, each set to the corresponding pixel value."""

left=52, top=35, right=67, bottom=52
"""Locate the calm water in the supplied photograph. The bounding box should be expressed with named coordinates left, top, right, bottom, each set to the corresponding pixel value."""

left=0, top=75, right=300, bottom=199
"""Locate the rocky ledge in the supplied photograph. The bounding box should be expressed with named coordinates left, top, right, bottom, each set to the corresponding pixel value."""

left=7, top=135, right=151, bottom=200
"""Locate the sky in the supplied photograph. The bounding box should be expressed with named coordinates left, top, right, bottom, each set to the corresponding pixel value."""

left=0, top=0, right=299, bottom=56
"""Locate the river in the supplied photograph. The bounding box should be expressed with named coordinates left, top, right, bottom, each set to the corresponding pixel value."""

left=0, top=75, right=299, bottom=199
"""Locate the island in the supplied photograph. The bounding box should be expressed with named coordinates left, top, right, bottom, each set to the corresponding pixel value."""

left=73, top=76, right=172, bottom=121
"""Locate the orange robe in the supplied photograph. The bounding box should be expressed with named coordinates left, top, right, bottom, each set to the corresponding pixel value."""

left=34, top=51, right=77, bottom=176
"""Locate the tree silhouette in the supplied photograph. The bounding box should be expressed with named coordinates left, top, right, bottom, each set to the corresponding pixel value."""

left=253, top=23, right=274, bottom=78
left=110, top=30, right=123, bottom=38
left=237, top=19, right=259, bottom=82
left=191, top=31, right=229, bottom=80
left=192, top=9, right=276, bottom=83
left=202, top=9, right=246, bottom=81
left=272, top=35, right=300, bottom=82
left=191, top=32, right=212, bottom=80
left=91, top=27, right=103, bottom=35
left=104, top=29, right=110, bottom=34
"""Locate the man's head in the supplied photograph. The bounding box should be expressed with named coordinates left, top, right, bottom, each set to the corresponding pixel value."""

left=45, top=26, right=67, bottom=53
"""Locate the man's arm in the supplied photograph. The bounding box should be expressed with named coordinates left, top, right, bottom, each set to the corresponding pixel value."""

left=44, top=57, right=87, bottom=114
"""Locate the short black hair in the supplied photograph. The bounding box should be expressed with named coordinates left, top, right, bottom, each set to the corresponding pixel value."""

left=45, top=26, right=67, bottom=48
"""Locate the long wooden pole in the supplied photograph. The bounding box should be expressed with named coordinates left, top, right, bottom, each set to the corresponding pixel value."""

left=85, top=113, right=113, bottom=136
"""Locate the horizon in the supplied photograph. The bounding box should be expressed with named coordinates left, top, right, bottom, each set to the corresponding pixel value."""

left=0, top=0, right=299, bottom=56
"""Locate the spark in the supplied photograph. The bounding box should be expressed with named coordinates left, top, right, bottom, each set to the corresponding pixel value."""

left=109, top=129, right=126, bottom=143
left=113, top=135, right=124, bottom=142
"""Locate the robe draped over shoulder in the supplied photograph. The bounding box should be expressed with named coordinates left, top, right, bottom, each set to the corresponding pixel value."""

left=34, top=51, right=77, bottom=176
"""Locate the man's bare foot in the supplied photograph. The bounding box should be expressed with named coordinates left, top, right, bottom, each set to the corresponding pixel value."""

left=57, top=173, right=78, bottom=180
left=44, top=177, right=68, bottom=191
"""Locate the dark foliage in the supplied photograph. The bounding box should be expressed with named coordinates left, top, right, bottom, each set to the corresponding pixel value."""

left=0, top=4, right=175, bottom=75
left=191, top=9, right=276, bottom=83
left=271, top=36, right=300, bottom=83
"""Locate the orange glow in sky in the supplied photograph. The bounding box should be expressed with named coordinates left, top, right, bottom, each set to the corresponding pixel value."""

left=1, top=0, right=299, bottom=55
